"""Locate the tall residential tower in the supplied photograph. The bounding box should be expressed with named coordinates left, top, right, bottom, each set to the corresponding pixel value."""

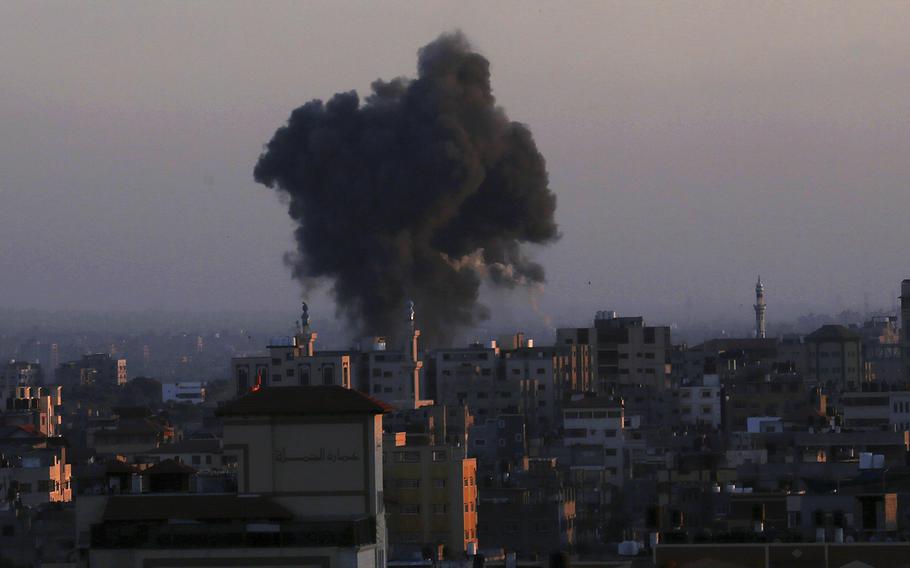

left=754, top=276, right=767, bottom=339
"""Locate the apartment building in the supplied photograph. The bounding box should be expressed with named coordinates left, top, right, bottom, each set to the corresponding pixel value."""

left=1, top=385, right=63, bottom=437
left=383, top=432, right=478, bottom=558
left=562, top=397, right=625, bottom=485
left=557, top=311, right=671, bottom=392
left=838, top=389, right=910, bottom=431
left=805, top=325, right=864, bottom=390
left=678, top=375, right=723, bottom=429
left=56, top=353, right=127, bottom=387
left=0, top=443, right=71, bottom=507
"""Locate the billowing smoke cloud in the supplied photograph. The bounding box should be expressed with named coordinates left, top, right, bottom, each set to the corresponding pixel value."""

left=254, top=32, right=558, bottom=345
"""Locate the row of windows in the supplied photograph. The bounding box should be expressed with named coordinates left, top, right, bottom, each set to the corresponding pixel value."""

left=474, top=434, right=523, bottom=446
left=387, top=477, right=448, bottom=489
left=564, top=410, right=621, bottom=419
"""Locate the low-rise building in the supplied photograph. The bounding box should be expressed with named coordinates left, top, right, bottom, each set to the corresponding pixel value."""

left=162, top=381, right=206, bottom=404
left=77, top=385, right=390, bottom=567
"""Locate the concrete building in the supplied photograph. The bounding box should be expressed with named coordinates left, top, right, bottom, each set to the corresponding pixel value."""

left=859, top=316, right=903, bottom=383
left=724, top=372, right=825, bottom=432
left=477, top=458, right=575, bottom=558
left=805, top=325, right=864, bottom=390
left=561, top=397, right=627, bottom=488
left=678, top=375, right=723, bottom=429
left=0, top=360, right=44, bottom=396
left=231, top=304, right=431, bottom=410
left=557, top=311, right=671, bottom=393
left=382, top=432, right=478, bottom=559
left=56, top=353, right=127, bottom=387
left=139, top=438, right=225, bottom=472
left=78, top=386, right=390, bottom=567
left=86, top=407, right=174, bottom=456
left=0, top=443, right=71, bottom=508
left=468, top=414, right=527, bottom=469
left=1, top=385, right=63, bottom=437
left=162, top=381, right=206, bottom=404
left=838, top=389, right=910, bottom=432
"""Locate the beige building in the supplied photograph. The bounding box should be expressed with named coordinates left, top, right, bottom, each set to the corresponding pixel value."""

left=232, top=334, right=352, bottom=395
left=383, top=432, right=477, bottom=558
left=1, top=385, right=63, bottom=437
left=558, top=312, right=672, bottom=392
left=230, top=309, right=429, bottom=410
left=78, top=386, right=390, bottom=568
left=0, top=443, right=71, bottom=508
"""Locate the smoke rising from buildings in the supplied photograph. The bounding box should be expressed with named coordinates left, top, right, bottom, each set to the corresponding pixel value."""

left=254, top=32, right=559, bottom=344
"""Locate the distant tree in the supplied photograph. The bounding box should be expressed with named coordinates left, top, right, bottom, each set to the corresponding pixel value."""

left=118, top=376, right=162, bottom=407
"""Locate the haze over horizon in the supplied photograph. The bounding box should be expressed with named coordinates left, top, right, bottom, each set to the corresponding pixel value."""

left=3, top=2, right=909, bottom=333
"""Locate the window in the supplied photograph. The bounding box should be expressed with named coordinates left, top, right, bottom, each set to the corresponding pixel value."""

left=323, top=366, right=334, bottom=385
left=236, top=366, right=249, bottom=391
left=396, top=478, right=420, bottom=488
left=433, top=479, right=446, bottom=488
left=286, top=368, right=294, bottom=377
left=205, top=455, right=212, bottom=465
left=395, top=451, right=421, bottom=463
left=474, top=439, right=487, bottom=446
left=432, top=450, right=447, bottom=462
left=400, top=505, right=420, bottom=515
left=431, top=504, right=447, bottom=514
left=299, top=366, right=310, bottom=386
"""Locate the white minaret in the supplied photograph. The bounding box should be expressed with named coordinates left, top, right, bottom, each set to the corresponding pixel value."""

left=754, top=276, right=767, bottom=339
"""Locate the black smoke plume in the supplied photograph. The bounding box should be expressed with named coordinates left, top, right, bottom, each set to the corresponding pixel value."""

left=254, top=32, right=558, bottom=345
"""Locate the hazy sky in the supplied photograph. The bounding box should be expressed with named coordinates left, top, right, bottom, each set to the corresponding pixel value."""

left=2, top=1, right=909, bottom=331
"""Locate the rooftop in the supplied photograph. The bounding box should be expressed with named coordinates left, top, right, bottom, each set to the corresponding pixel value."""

left=806, top=324, right=862, bottom=342
left=217, top=385, right=393, bottom=417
